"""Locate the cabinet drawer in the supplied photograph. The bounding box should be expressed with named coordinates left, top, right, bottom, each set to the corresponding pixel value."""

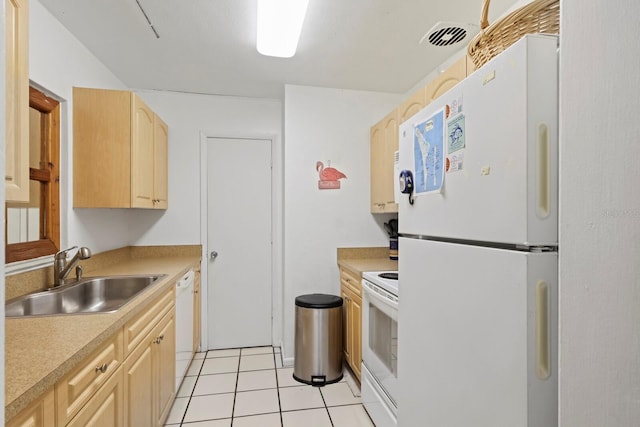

left=340, top=267, right=361, bottom=297
left=124, top=286, right=175, bottom=355
left=66, top=365, right=124, bottom=427
left=56, top=330, right=124, bottom=426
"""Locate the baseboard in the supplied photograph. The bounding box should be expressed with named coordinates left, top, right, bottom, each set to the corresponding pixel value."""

left=278, top=339, right=295, bottom=367
left=282, top=356, right=294, bottom=368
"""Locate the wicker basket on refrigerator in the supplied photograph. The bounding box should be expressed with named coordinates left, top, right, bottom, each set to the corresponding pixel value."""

left=467, top=0, right=559, bottom=71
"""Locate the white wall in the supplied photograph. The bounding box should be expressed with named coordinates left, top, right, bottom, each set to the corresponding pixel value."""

left=29, top=0, right=129, bottom=253
left=127, top=90, right=282, bottom=245
left=30, top=0, right=284, bottom=255
left=282, top=85, right=402, bottom=359
left=133, top=86, right=399, bottom=359
left=559, top=1, right=640, bottom=425
left=128, top=89, right=283, bottom=350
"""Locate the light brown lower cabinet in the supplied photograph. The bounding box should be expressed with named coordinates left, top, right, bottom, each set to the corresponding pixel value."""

left=56, top=331, right=124, bottom=426
left=124, top=341, right=154, bottom=426
left=65, top=366, right=124, bottom=427
left=8, top=286, right=177, bottom=427
left=5, top=389, right=54, bottom=427
left=124, top=308, right=176, bottom=427
left=154, top=311, right=176, bottom=425
left=340, top=266, right=363, bottom=381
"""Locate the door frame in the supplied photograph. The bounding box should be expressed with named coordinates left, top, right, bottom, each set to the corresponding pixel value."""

left=199, top=132, right=283, bottom=351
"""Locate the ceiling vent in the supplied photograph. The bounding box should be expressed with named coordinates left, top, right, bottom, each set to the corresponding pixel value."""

left=420, top=22, right=479, bottom=48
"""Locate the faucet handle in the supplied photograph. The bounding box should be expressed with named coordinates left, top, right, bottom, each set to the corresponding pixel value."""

left=55, top=246, right=78, bottom=260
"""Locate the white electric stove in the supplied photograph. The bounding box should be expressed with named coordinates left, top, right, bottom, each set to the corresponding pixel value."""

left=361, top=270, right=399, bottom=427
left=362, top=271, right=399, bottom=296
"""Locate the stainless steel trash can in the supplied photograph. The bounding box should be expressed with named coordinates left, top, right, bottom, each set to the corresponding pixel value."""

left=293, top=293, right=343, bottom=386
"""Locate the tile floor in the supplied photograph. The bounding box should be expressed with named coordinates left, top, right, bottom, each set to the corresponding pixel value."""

left=165, top=346, right=375, bottom=427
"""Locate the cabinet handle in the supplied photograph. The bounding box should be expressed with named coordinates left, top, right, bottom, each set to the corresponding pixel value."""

left=95, top=363, right=108, bottom=374
left=154, top=334, right=165, bottom=344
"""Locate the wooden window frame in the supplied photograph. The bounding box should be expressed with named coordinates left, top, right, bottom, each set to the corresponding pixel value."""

left=5, top=87, right=60, bottom=263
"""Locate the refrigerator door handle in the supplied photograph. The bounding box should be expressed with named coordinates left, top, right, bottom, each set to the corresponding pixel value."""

left=536, top=124, right=550, bottom=219
left=536, top=280, right=550, bottom=379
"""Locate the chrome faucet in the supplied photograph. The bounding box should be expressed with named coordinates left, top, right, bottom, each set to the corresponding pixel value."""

left=53, top=246, right=92, bottom=287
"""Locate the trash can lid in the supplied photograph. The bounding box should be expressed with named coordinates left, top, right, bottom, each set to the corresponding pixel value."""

left=295, top=293, right=343, bottom=309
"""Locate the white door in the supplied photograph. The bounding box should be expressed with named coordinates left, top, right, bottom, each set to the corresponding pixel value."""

left=207, top=137, right=272, bottom=349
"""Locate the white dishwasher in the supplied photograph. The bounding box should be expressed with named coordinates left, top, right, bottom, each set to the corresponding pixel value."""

left=175, top=269, right=195, bottom=391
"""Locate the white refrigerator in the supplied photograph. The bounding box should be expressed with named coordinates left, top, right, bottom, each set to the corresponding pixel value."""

left=397, top=35, right=558, bottom=427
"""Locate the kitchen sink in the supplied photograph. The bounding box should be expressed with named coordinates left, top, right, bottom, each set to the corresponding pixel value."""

left=5, top=274, right=167, bottom=318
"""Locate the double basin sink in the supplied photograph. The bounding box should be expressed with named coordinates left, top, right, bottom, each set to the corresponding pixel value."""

left=5, top=274, right=167, bottom=318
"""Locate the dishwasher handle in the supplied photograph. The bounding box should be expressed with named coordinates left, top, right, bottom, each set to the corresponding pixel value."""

left=176, top=269, right=195, bottom=291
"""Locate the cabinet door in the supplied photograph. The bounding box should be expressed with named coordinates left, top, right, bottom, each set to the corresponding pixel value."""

left=351, top=294, right=362, bottom=380
left=153, top=115, right=169, bottom=209
left=73, top=88, right=132, bottom=208
left=131, top=95, right=155, bottom=208
left=6, top=389, right=54, bottom=427
left=370, top=110, right=398, bottom=213
left=398, top=88, right=426, bottom=124
left=341, top=287, right=351, bottom=366
left=425, top=56, right=467, bottom=105
left=154, top=312, right=176, bottom=426
left=124, top=342, right=154, bottom=427
left=5, top=0, right=29, bottom=202
left=66, top=367, right=124, bottom=427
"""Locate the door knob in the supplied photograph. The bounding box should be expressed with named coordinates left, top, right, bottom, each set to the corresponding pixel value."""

left=210, top=251, right=219, bottom=261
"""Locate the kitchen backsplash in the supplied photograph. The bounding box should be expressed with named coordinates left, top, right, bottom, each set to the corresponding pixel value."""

left=337, top=246, right=390, bottom=260
left=5, top=245, right=201, bottom=300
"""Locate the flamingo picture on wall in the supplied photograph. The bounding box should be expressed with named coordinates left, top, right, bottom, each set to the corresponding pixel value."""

left=316, top=161, right=347, bottom=189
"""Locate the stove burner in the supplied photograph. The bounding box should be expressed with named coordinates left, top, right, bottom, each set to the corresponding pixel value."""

left=378, top=272, right=398, bottom=280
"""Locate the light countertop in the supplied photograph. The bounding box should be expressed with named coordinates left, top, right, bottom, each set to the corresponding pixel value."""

left=337, top=246, right=398, bottom=275
left=337, top=257, right=398, bottom=275
left=5, top=255, right=200, bottom=421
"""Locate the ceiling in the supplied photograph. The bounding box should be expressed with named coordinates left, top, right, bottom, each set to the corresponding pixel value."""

left=39, top=0, right=517, bottom=99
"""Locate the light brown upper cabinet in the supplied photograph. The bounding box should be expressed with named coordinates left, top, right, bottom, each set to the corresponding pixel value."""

left=153, top=116, right=169, bottom=209
left=369, top=56, right=467, bottom=214
left=398, top=56, right=468, bottom=126
left=73, top=87, right=169, bottom=209
left=398, top=88, right=427, bottom=125
left=424, top=56, right=467, bottom=105
left=5, top=0, right=30, bottom=202
left=370, top=109, right=399, bottom=214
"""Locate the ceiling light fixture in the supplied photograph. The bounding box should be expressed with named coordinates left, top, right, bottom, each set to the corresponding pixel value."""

left=257, top=0, right=309, bottom=58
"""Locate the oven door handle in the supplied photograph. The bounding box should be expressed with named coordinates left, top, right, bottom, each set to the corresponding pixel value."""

left=363, top=281, right=399, bottom=311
